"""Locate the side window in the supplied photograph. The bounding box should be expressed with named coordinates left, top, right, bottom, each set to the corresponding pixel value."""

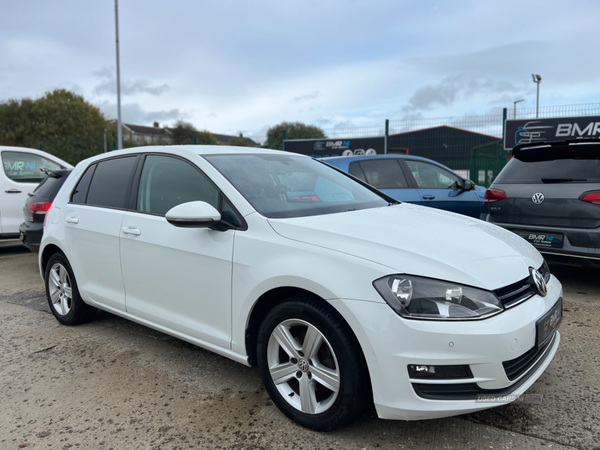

left=1, top=151, right=61, bottom=183
left=86, top=157, right=137, bottom=208
left=405, top=160, right=460, bottom=189
left=358, top=159, right=408, bottom=189
left=71, top=164, right=96, bottom=204
left=136, top=155, right=219, bottom=216
left=348, top=162, right=367, bottom=182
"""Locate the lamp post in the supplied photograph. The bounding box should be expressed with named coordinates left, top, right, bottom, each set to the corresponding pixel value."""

left=115, top=0, right=123, bottom=150
left=532, top=74, right=542, bottom=118
left=513, top=99, right=524, bottom=119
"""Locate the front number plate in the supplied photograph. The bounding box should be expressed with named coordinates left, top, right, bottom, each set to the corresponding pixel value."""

left=536, top=298, right=562, bottom=349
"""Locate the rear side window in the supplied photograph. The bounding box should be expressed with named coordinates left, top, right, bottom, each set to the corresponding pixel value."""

left=85, top=157, right=137, bottom=209
left=495, top=157, right=600, bottom=184
left=71, top=165, right=96, bottom=204
left=355, top=159, right=408, bottom=189
left=1, top=151, right=61, bottom=183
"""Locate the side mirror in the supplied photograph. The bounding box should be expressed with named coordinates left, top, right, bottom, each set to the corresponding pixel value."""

left=166, top=201, right=221, bottom=228
left=462, top=180, right=475, bottom=191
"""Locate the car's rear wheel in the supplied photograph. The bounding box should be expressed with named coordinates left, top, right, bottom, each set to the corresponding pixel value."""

left=256, top=296, right=368, bottom=431
left=45, top=253, right=96, bottom=325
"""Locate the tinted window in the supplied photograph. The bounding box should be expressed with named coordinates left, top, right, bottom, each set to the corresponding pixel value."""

left=137, top=155, right=219, bottom=216
left=495, top=157, right=600, bottom=184
left=32, top=171, right=71, bottom=199
left=357, top=159, right=408, bottom=189
left=86, top=157, right=137, bottom=209
left=205, top=154, right=388, bottom=219
left=348, top=162, right=367, bottom=182
left=2, top=151, right=61, bottom=183
left=71, top=165, right=96, bottom=204
left=405, top=160, right=460, bottom=189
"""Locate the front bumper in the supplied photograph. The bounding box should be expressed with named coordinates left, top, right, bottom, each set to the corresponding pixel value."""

left=329, top=275, right=562, bottom=421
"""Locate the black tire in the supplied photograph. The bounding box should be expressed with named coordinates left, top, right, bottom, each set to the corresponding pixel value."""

left=256, top=295, right=369, bottom=431
left=44, top=252, right=97, bottom=325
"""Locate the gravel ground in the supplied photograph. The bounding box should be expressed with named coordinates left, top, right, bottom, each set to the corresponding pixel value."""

left=0, top=240, right=598, bottom=450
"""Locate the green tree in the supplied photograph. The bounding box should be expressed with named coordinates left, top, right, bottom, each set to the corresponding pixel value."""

left=0, top=89, right=115, bottom=164
left=265, top=121, right=326, bottom=150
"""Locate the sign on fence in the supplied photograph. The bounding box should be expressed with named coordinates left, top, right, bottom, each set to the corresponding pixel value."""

left=283, top=136, right=385, bottom=158
left=504, top=116, right=600, bottom=149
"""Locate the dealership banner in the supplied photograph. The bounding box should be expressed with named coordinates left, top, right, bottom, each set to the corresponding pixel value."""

left=283, top=136, right=385, bottom=158
left=504, top=116, right=600, bottom=150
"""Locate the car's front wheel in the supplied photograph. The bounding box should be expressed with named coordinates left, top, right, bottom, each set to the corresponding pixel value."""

left=45, top=252, right=97, bottom=325
left=257, top=296, right=369, bottom=431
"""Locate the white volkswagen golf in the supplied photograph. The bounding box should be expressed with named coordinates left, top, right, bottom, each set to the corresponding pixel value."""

left=39, top=146, right=562, bottom=430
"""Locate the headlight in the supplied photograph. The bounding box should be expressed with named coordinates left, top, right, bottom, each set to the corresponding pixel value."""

left=373, top=275, right=504, bottom=320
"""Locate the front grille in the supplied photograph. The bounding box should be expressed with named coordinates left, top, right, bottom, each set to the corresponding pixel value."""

left=493, top=261, right=551, bottom=308
left=494, top=277, right=534, bottom=307
left=503, top=332, right=555, bottom=381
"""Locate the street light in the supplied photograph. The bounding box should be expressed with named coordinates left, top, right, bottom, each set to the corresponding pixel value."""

left=532, top=74, right=542, bottom=118
left=513, top=99, right=525, bottom=119
left=115, top=0, right=123, bottom=150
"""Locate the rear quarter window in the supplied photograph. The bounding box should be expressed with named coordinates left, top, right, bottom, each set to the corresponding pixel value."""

left=84, top=156, right=137, bottom=209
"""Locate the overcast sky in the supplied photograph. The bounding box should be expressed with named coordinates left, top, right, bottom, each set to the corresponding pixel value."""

left=1, top=0, right=599, bottom=143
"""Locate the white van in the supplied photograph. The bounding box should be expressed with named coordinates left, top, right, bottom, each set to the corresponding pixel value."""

left=1, top=146, right=72, bottom=239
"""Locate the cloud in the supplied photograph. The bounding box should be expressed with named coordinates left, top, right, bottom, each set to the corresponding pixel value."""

left=92, top=68, right=170, bottom=97
left=292, top=91, right=320, bottom=102
left=97, top=101, right=183, bottom=125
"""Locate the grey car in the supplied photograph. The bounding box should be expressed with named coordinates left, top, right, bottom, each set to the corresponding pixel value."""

left=483, top=139, right=600, bottom=267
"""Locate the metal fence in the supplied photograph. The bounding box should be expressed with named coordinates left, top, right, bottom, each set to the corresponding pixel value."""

left=284, top=102, right=600, bottom=187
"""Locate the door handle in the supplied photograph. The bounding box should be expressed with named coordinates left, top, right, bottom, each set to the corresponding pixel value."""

left=65, top=217, right=79, bottom=224
left=122, top=227, right=141, bottom=236
left=422, top=195, right=435, bottom=200
left=5, top=189, right=22, bottom=194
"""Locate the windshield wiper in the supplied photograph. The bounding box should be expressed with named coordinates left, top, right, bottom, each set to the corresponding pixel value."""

left=541, top=178, right=587, bottom=183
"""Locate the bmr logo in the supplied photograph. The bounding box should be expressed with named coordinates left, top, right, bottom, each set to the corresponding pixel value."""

left=325, top=141, right=350, bottom=149
left=4, top=161, right=36, bottom=172
left=556, top=122, right=600, bottom=137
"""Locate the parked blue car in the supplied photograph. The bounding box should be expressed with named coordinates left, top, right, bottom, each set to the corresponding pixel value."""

left=322, top=154, right=486, bottom=218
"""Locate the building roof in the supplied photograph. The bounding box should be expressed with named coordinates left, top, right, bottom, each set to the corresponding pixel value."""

left=389, top=125, right=500, bottom=140
left=123, top=123, right=170, bottom=136
left=212, top=133, right=260, bottom=147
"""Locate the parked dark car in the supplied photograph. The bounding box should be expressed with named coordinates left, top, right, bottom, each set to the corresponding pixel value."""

left=323, top=154, right=486, bottom=218
left=483, top=139, right=600, bottom=267
left=19, top=168, right=71, bottom=251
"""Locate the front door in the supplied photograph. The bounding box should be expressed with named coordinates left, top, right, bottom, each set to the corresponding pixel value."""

left=120, top=154, right=234, bottom=349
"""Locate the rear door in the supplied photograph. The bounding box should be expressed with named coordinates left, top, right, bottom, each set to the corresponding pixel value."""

left=1, top=150, right=62, bottom=236
left=403, top=159, right=481, bottom=217
left=63, top=155, right=139, bottom=312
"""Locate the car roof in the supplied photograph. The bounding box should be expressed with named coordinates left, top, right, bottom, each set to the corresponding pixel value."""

left=79, top=145, right=302, bottom=165
left=322, top=154, right=435, bottom=163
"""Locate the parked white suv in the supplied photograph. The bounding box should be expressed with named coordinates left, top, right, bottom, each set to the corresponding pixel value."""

left=1, top=146, right=71, bottom=239
left=40, top=146, right=562, bottom=430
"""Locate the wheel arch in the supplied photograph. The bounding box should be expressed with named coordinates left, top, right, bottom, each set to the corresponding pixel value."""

left=40, top=243, right=66, bottom=280
left=244, top=287, right=373, bottom=403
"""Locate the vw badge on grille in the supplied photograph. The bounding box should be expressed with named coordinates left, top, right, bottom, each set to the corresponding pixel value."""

left=532, top=193, right=545, bottom=204
left=529, top=267, right=547, bottom=297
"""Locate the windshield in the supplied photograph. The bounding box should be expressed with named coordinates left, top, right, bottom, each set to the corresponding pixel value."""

left=204, top=153, right=390, bottom=218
